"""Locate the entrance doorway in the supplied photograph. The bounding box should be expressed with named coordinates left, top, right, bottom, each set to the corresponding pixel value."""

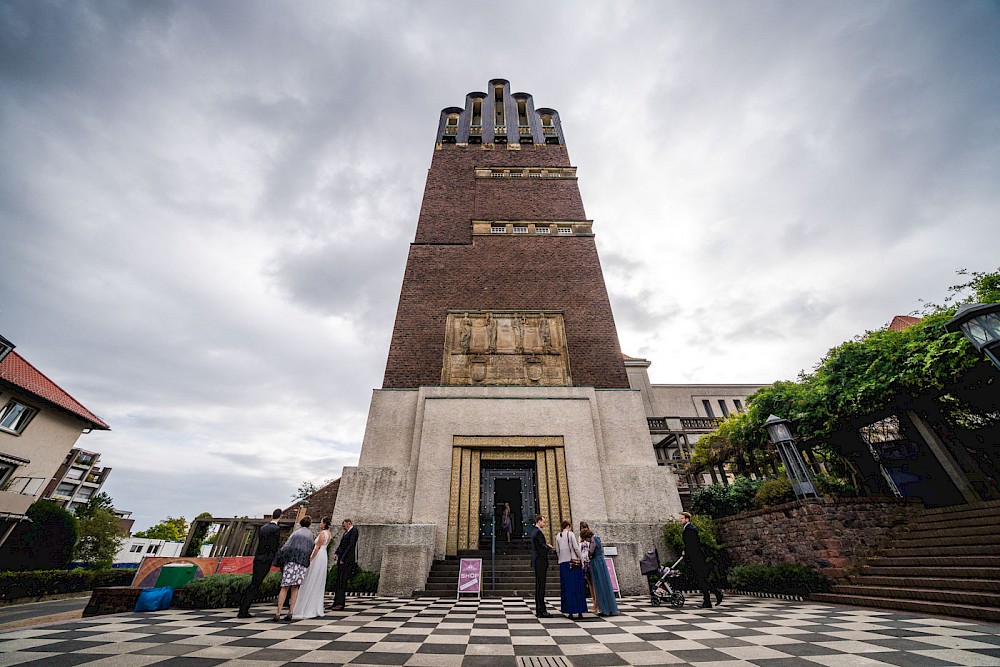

left=479, top=462, right=536, bottom=548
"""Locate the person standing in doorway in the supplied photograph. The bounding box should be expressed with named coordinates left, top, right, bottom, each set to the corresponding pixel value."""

left=502, top=503, right=513, bottom=543
left=530, top=514, right=554, bottom=618
left=331, top=519, right=358, bottom=611
left=680, top=512, right=723, bottom=609
left=238, top=508, right=282, bottom=618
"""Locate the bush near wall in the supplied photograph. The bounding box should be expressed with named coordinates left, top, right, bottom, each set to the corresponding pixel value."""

left=325, top=565, right=380, bottom=594
left=173, top=572, right=281, bottom=609
left=0, top=569, right=134, bottom=601
left=728, top=563, right=829, bottom=596
left=662, top=516, right=729, bottom=589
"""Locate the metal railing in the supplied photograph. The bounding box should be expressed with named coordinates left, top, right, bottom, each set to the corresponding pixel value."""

left=443, top=126, right=458, bottom=136
left=541, top=126, right=557, bottom=135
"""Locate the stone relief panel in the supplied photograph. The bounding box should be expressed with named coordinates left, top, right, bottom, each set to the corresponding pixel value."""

left=441, top=311, right=572, bottom=386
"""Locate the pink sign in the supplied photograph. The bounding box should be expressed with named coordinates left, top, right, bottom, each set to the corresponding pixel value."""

left=457, top=558, right=482, bottom=598
left=606, top=558, right=621, bottom=595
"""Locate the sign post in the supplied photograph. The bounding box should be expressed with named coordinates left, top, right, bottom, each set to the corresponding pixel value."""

left=457, top=558, right=482, bottom=599
left=606, top=558, right=622, bottom=599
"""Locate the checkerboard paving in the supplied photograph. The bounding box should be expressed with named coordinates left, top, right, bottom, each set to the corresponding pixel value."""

left=2, top=595, right=1000, bottom=666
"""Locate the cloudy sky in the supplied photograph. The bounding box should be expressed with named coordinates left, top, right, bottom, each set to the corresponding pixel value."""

left=2, top=1, right=998, bottom=530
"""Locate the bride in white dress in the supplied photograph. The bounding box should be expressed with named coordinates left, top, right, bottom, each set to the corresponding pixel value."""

left=291, top=516, right=332, bottom=619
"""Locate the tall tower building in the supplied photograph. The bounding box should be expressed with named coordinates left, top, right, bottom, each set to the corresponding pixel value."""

left=334, top=79, right=681, bottom=596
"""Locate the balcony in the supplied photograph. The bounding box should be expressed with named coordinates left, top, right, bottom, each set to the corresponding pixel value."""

left=443, top=126, right=458, bottom=136
left=469, top=125, right=482, bottom=136
left=541, top=126, right=557, bottom=135
left=518, top=125, right=532, bottom=136
left=494, top=125, right=506, bottom=135
left=680, top=417, right=723, bottom=430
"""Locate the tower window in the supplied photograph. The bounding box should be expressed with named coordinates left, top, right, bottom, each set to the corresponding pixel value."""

left=512, top=226, right=528, bottom=234
left=490, top=225, right=506, bottom=234
left=702, top=400, right=715, bottom=418
left=535, top=226, right=550, bottom=234
left=557, top=227, right=573, bottom=235
left=471, top=98, right=482, bottom=126
left=734, top=399, right=744, bottom=412
left=718, top=400, right=730, bottom=417
left=510, top=171, right=523, bottom=178
left=491, top=171, right=504, bottom=178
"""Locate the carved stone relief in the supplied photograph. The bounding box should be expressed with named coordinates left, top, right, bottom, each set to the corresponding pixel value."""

left=442, top=311, right=572, bottom=386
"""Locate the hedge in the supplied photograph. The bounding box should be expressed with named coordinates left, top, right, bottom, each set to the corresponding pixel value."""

left=326, top=565, right=379, bottom=594
left=173, top=571, right=281, bottom=609
left=0, top=568, right=134, bottom=601
left=727, top=563, right=829, bottom=596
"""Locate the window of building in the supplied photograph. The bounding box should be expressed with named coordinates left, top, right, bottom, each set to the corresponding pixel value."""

left=490, top=225, right=506, bottom=234
left=512, top=226, right=528, bottom=234
left=535, top=226, right=550, bottom=234
left=528, top=171, right=541, bottom=178
left=76, top=487, right=94, bottom=500
left=446, top=114, right=458, bottom=126
left=0, top=461, right=16, bottom=486
left=146, top=544, right=160, bottom=554
left=0, top=400, right=37, bottom=435
left=734, top=399, right=744, bottom=412
left=56, top=482, right=77, bottom=497
left=130, top=544, right=142, bottom=553
left=66, top=468, right=84, bottom=481
left=510, top=171, right=523, bottom=177
left=718, top=400, right=730, bottom=417
left=557, top=227, right=573, bottom=235
left=702, top=400, right=715, bottom=418
left=490, top=171, right=504, bottom=178
left=471, top=98, right=482, bottom=126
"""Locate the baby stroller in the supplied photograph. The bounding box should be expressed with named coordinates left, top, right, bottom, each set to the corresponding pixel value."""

left=640, top=548, right=685, bottom=608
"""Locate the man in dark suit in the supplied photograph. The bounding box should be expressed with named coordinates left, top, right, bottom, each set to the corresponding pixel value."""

left=238, top=508, right=283, bottom=618
left=680, top=511, right=723, bottom=609
left=331, top=519, right=358, bottom=611
left=530, top=514, right=554, bottom=618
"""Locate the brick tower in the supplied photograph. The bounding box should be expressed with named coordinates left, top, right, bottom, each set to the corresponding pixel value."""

left=334, top=79, right=681, bottom=596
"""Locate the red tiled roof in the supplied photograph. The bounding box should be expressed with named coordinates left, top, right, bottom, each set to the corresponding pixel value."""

left=0, top=351, right=110, bottom=430
left=888, top=315, right=922, bottom=331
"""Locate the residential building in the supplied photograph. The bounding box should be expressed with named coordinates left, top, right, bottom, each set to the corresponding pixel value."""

left=0, top=335, right=110, bottom=546
left=114, top=538, right=183, bottom=564
left=42, top=447, right=113, bottom=513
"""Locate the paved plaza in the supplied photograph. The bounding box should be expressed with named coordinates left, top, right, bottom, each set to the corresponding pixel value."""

left=2, top=595, right=1000, bottom=667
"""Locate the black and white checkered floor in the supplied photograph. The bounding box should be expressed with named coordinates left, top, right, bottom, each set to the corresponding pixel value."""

left=2, top=595, right=1000, bottom=666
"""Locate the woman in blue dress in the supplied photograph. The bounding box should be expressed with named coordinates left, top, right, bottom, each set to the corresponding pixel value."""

left=582, top=527, right=619, bottom=616
left=555, top=520, right=587, bottom=618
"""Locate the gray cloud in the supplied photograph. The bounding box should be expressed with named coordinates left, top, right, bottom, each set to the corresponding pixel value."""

left=2, top=0, right=998, bottom=528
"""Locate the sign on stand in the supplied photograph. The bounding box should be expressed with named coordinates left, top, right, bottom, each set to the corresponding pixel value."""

left=606, top=559, right=622, bottom=598
left=457, top=558, right=482, bottom=599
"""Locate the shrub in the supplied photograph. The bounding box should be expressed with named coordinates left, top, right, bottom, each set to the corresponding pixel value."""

left=690, top=477, right=763, bottom=518
left=753, top=477, right=795, bottom=509
left=0, top=501, right=78, bottom=571
left=326, top=565, right=380, bottom=593
left=728, top=563, right=829, bottom=595
left=814, top=472, right=856, bottom=498
left=173, top=571, right=281, bottom=609
left=0, top=569, right=132, bottom=601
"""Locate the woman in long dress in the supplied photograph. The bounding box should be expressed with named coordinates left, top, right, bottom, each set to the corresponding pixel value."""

left=273, top=516, right=315, bottom=622
left=555, top=520, right=587, bottom=619
left=292, top=516, right=332, bottom=620
left=502, top=503, right=513, bottom=542
left=583, top=528, right=619, bottom=616
left=579, top=522, right=597, bottom=613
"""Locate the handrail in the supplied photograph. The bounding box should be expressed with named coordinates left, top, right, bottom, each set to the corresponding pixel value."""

left=490, top=515, right=496, bottom=591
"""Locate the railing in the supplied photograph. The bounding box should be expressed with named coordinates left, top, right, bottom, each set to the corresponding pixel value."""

left=4, top=476, right=45, bottom=496
left=681, top=417, right=723, bottom=430
left=489, top=515, right=496, bottom=592
left=469, top=125, right=482, bottom=136
left=494, top=125, right=506, bottom=135
left=443, top=126, right=457, bottom=136
left=541, top=126, right=557, bottom=135
left=647, top=417, right=669, bottom=431
left=518, top=125, right=532, bottom=136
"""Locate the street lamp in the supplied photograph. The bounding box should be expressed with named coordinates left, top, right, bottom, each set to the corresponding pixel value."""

left=946, top=302, right=1000, bottom=370
left=763, top=414, right=817, bottom=500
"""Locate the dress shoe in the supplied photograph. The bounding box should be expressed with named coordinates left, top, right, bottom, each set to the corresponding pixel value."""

left=699, top=602, right=712, bottom=609
left=330, top=605, right=345, bottom=611
left=715, top=591, right=724, bottom=606
left=237, top=612, right=253, bottom=619
left=536, top=611, right=553, bottom=618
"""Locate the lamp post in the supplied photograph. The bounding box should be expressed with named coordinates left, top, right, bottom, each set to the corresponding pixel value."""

left=945, top=302, right=1000, bottom=370
left=763, top=414, right=817, bottom=500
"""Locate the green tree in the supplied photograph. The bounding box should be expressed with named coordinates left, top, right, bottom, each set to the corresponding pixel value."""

left=74, top=492, right=116, bottom=519
left=292, top=480, right=317, bottom=501
left=135, top=516, right=188, bottom=541
left=689, top=268, right=1000, bottom=483
left=0, top=500, right=77, bottom=571
left=183, top=512, right=214, bottom=557
left=75, top=508, right=123, bottom=568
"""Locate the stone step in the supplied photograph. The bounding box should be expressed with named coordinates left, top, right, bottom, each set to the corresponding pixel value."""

left=891, top=531, right=1000, bottom=548
left=915, top=498, right=1000, bottom=518
left=809, top=592, right=1000, bottom=623
left=861, top=565, right=1000, bottom=580
left=863, top=555, right=1000, bottom=569
left=846, top=575, right=1000, bottom=593
left=880, top=543, right=996, bottom=557
left=830, top=584, right=1000, bottom=608
left=900, top=514, right=1000, bottom=536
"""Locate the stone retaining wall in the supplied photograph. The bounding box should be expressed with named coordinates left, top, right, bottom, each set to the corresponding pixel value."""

left=715, top=497, right=920, bottom=581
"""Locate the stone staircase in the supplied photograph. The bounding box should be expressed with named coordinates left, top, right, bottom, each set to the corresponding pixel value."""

left=811, top=499, right=1000, bottom=622
left=415, top=541, right=561, bottom=598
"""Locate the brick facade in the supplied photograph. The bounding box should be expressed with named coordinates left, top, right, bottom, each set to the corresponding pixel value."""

left=715, top=497, right=919, bottom=581
left=383, top=143, right=628, bottom=389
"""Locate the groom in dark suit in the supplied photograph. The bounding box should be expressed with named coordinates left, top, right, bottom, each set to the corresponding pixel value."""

left=238, top=508, right=282, bottom=618
left=331, top=519, right=358, bottom=611
left=530, top=514, right=554, bottom=618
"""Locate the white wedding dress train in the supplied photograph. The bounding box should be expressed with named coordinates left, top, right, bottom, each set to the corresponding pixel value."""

left=291, top=531, right=329, bottom=619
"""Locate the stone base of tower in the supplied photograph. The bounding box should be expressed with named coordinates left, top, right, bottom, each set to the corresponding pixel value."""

left=334, top=386, right=683, bottom=597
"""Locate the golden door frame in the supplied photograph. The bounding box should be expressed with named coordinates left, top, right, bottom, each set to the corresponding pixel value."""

left=446, top=436, right=572, bottom=554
